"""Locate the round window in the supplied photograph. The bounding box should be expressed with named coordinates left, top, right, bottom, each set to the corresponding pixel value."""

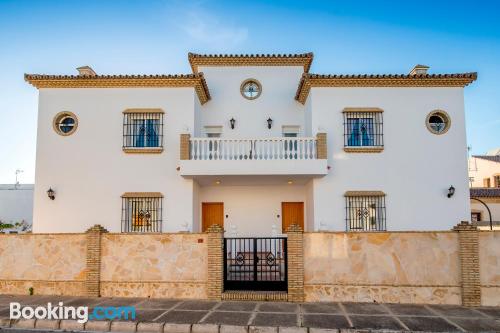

left=53, top=112, right=78, bottom=136
left=426, top=110, right=451, bottom=135
left=240, top=79, right=262, bottom=100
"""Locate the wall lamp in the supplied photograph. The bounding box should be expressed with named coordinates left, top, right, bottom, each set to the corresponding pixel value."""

left=230, top=118, right=236, bottom=129
left=267, top=117, right=273, bottom=129
left=47, top=188, right=55, bottom=200
left=447, top=185, right=455, bottom=198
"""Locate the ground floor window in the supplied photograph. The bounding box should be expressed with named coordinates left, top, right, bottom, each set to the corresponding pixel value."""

left=471, top=212, right=482, bottom=222
left=121, top=193, right=163, bottom=232
left=345, top=191, right=386, bottom=231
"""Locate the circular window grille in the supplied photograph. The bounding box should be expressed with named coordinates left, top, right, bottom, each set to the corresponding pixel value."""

left=53, top=111, right=78, bottom=136
left=240, top=79, right=262, bottom=100
left=426, top=110, right=451, bottom=135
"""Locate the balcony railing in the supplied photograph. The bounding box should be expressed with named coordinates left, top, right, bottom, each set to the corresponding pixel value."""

left=189, top=137, right=318, bottom=161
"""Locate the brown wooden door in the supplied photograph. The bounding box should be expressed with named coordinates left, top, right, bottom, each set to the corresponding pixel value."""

left=202, top=202, right=224, bottom=232
left=281, top=202, right=304, bottom=233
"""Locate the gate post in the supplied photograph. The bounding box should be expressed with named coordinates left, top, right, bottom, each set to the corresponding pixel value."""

left=206, top=224, right=224, bottom=300
left=286, top=224, right=305, bottom=302
left=453, top=221, right=481, bottom=307
left=85, top=224, right=108, bottom=297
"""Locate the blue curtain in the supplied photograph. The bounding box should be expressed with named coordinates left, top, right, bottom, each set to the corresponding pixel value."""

left=146, top=119, right=159, bottom=147
left=135, top=120, right=145, bottom=147
left=347, top=118, right=360, bottom=146
left=360, top=118, right=374, bottom=146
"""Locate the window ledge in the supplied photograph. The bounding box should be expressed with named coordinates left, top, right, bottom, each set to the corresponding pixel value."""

left=344, top=147, right=384, bottom=153
left=123, top=147, right=163, bottom=154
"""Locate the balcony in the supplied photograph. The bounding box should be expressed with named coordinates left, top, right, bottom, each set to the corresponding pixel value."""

left=179, top=134, right=328, bottom=178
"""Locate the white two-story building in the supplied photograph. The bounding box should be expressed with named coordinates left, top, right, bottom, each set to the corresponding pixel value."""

left=26, top=53, right=476, bottom=235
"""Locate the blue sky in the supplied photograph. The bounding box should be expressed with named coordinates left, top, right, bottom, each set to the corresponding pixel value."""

left=0, top=0, right=499, bottom=183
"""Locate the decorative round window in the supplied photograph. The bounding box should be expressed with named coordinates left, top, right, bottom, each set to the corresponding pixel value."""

left=426, top=110, right=451, bottom=135
left=240, top=79, right=262, bottom=100
left=53, top=111, right=78, bottom=136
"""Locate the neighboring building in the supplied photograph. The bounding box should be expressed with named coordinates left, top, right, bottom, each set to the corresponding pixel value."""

left=469, top=150, right=500, bottom=229
left=0, top=184, right=34, bottom=233
left=25, top=53, right=476, bottom=234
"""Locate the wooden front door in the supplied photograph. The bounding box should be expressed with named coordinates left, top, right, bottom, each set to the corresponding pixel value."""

left=202, top=202, right=224, bottom=232
left=281, top=202, right=304, bottom=233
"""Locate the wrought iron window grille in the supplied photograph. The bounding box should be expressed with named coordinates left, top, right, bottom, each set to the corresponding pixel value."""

left=345, top=195, right=386, bottom=231
left=123, top=113, right=164, bottom=148
left=343, top=112, right=383, bottom=147
left=121, top=196, right=162, bottom=233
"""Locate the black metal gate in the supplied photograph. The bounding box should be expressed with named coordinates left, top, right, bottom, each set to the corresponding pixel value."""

left=224, top=237, right=287, bottom=291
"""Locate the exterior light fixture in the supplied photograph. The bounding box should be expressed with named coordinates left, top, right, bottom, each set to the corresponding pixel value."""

left=447, top=185, right=455, bottom=198
left=215, top=180, right=221, bottom=185
left=230, top=118, right=236, bottom=129
left=47, top=188, right=55, bottom=200
left=287, top=180, right=293, bottom=185
left=267, top=117, right=273, bottom=129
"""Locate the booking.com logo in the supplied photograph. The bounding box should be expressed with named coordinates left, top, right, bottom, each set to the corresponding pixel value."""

left=10, top=302, right=136, bottom=324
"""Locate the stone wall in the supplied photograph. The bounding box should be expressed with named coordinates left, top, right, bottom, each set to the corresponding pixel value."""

left=100, top=233, right=208, bottom=299
left=0, top=234, right=87, bottom=296
left=304, top=232, right=462, bottom=304
left=479, top=231, right=500, bottom=306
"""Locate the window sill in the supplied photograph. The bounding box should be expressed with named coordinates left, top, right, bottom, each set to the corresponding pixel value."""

left=344, top=147, right=384, bottom=153
left=123, top=147, right=163, bottom=154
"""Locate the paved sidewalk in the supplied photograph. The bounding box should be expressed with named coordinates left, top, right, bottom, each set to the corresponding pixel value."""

left=1, top=295, right=500, bottom=332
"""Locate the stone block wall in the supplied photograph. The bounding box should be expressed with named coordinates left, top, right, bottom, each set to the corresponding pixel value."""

left=0, top=234, right=87, bottom=296
left=479, top=231, right=500, bottom=306
left=100, top=233, right=208, bottom=299
left=304, top=231, right=462, bottom=304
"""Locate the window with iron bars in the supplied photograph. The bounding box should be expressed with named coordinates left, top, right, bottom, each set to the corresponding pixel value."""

left=123, top=112, right=164, bottom=148
left=343, top=111, right=383, bottom=148
left=121, top=194, right=162, bottom=233
left=345, top=192, right=386, bottom=231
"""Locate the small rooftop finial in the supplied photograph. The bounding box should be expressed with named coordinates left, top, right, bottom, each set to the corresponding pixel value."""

left=409, top=64, right=430, bottom=76
left=76, top=66, right=96, bottom=76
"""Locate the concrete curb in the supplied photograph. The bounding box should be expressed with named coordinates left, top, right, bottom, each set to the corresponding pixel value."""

left=0, top=318, right=468, bottom=332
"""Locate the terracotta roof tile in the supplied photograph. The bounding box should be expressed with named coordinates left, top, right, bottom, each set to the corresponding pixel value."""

left=472, top=155, right=500, bottom=163
left=470, top=188, right=500, bottom=198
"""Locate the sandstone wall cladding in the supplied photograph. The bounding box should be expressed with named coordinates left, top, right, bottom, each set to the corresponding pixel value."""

left=100, top=233, right=208, bottom=299
left=479, top=231, right=500, bottom=306
left=304, top=231, right=462, bottom=304
left=0, top=234, right=87, bottom=296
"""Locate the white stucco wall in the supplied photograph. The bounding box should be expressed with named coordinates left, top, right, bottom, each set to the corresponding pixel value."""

left=309, top=87, right=470, bottom=231
left=469, top=157, right=500, bottom=187
left=0, top=184, right=34, bottom=226
left=198, top=184, right=306, bottom=236
left=196, top=66, right=305, bottom=138
left=33, top=88, right=197, bottom=233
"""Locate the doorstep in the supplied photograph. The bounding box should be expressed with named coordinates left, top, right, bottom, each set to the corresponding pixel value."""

left=222, top=291, right=288, bottom=302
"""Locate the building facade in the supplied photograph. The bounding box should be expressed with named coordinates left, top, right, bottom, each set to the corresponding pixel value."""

left=0, top=184, right=33, bottom=233
left=469, top=152, right=500, bottom=228
left=27, top=53, right=476, bottom=234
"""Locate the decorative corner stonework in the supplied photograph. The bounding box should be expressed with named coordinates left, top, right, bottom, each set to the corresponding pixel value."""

left=85, top=224, right=108, bottom=297
left=286, top=223, right=304, bottom=302
left=316, top=133, right=327, bottom=159
left=453, top=221, right=481, bottom=307
left=206, top=224, right=224, bottom=300
left=180, top=134, right=191, bottom=160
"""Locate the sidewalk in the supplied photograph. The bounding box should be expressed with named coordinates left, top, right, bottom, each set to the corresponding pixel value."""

left=1, top=294, right=500, bottom=332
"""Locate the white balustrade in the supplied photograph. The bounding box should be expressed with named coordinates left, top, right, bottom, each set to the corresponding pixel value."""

left=190, top=137, right=317, bottom=161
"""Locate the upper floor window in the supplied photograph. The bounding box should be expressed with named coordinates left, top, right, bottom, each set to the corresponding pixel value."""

left=345, top=191, right=386, bottom=231
left=282, top=125, right=300, bottom=138
left=53, top=111, right=78, bottom=136
left=204, top=126, right=223, bottom=138
left=121, top=192, right=163, bottom=233
left=343, top=108, right=383, bottom=152
left=426, top=110, right=451, bottom=135
left=484, top=178, right=491, bottom=187
left=123, top=109, right=164, bottom=152
left=240, top=79, right=262, bottom=100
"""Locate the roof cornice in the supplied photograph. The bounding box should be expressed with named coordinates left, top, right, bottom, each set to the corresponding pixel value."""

left=24, top=73, right=211, bottom=105
left=295, top=72, right=478, bottom=104
left=188, top=53, right=314, bottom=73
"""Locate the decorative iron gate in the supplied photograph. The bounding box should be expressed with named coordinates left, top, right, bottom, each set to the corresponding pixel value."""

left=224, top=237, right=287, bottom=291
